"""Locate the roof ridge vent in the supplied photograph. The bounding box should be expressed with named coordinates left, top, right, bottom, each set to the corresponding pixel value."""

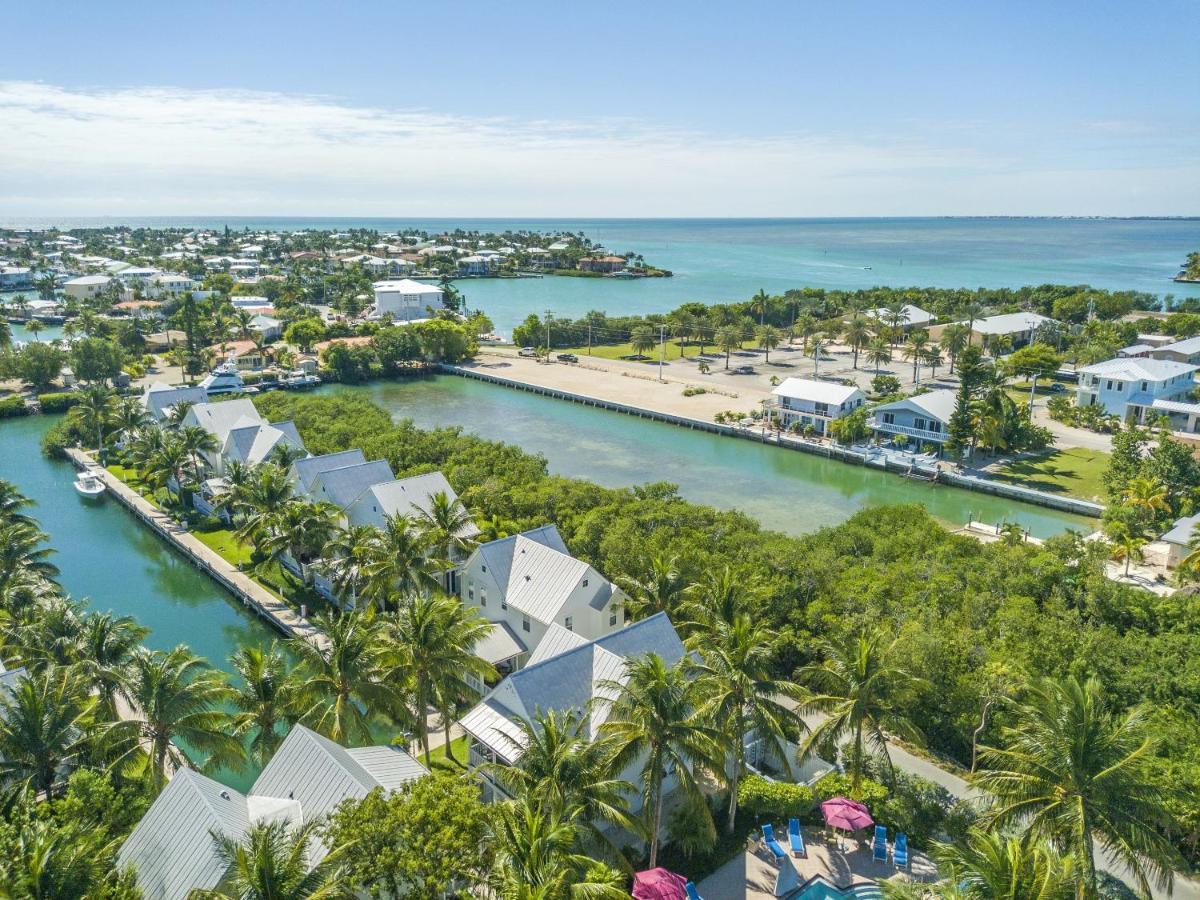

left=219, top=790, right=231, bottom=800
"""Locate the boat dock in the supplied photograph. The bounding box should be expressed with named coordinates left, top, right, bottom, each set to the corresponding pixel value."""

left=64, top=449, right=327, bottom=649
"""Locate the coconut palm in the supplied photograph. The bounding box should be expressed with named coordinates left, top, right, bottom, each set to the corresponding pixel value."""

left=477, top=512, right=518, bottom=543
left=922, top=343, right=945, bottom=380
left=391, top=592, right=494, bottom=765
left=0, top=667, right=99, bottom=796
left=629, top=325, right=656, bottom=358
left=756, top=324, right=781, bottom=363
left=111, top=395, right=150, bottom=445
left=691, top=614, right=805, bottom=832
left=679, top=564, right=757, bottom=636
left=973, top=676, right=1184, bottom=899
left=866, top=336, right=892, bottom=375
left=142, top=432, right=190, bottom=505
left=357, top=514, right=439, bottom=611
left=903, top=330, right=930, bottom=383
left=318, top=523, right=378, bottom=605
left=121, top=645, right=244, bottom=793
left=233, top=465, right=295, bottom=555
left=288, top=609, right=402, bottom=746
left=750, top=288, right=770, bottom=325
left=0, top=520, right=60, bottom=600
left=798, top=630, right=926, bottom=791
left=691, top=316, right=710, bottom=355
left=598, top=653, right=724, bottom=868
left=415, top=489, right=478, bottom=572
left=194, top=819, right=351, bottom=900
left=179, top=424, right=218, bottom=482
left=842, top=316, right=872, bottom=369
left=943, top=323, right=972, bottom=374
left=259, top=500, right=340, bottom=579
left=1121, top=477, right=1170, bottom=519
left=882, top=301, right=910, bottom=345
left=0, top=479, right=37, bottom=528
left=1105, top=520, right=1148, bottom=577
left=617, top=554, right=690, bottom=621
left=68, top=384, right=117, bottom=462
left=961, top=301, right=985, bottom=336
left=230, top=643, right=298, bottom=770
left=716, top=324, right=742, bottom=370
left=76, top=611, right=148, bottom=720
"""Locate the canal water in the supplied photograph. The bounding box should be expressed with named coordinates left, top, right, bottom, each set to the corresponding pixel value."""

left=333, top=375, right=1091, bottom=538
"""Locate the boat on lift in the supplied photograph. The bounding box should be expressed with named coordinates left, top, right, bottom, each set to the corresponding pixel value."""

left=74, top=470, right=107, bottom=499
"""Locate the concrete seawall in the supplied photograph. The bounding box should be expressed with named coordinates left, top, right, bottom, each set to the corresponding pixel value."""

left=440, top=364, right=1104, bottom=520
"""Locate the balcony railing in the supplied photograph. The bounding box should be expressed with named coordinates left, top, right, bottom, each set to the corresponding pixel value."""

left=868, top=417, right=948, bottom=443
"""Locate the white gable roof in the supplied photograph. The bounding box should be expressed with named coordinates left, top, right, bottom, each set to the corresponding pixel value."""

left=866, top=304, right=933, bottom=327
left=971, top=312, right=1052, bottom=335
left=372, top=278, right=443, bottom=295
left=772, top=377, right=864, bottom=406
left=1078, top=357, right=1198, bottom=382
left=141, top=383, right=208, bottom=420
left=183, top=398, right=264, bottom=442
left=872, top=388, right=957, bottom=424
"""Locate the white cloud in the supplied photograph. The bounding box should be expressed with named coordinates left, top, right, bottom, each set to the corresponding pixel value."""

left=0, top=80, right=1195, bottom=215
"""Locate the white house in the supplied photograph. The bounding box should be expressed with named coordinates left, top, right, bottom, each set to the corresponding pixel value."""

left=868, top=388, right=957, bottom=446
left=865, top=304, right=934, bottom=330
left=1151, top=336, right=1200, bottom=366
left=308, top=459, right=395, bottom=510
left=63, top=274, right=112, bottom=299
left=180, top=398, right=306, bottom=472
left=146, top=272, right=196, bottom=297
left=140, top=382, right=208, bottom=422
left=372, top=279, right=443, bottom=322
left=458, top=525, right=625, bottom=684
left=117, top=725, right=426, bottom=900
left=1075, top=357, right=1198, bottom=422
left=968, top=312, right=1052, bottom=348
left=1160, top=514, right=1200, bottom=569
left=771, top=377, right=867, bottom=435
left=249, top=314, right=283, bottom=341
left=289, top=450, right=368, bottom=496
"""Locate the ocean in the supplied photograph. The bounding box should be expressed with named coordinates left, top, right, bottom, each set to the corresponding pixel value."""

left=4, top=217, right=1198, bottom=335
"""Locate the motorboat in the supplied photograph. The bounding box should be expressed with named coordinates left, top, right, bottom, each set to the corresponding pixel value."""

left=74, top=471, right=107, bottom=499
left=199, top=360, right=246, bottom=395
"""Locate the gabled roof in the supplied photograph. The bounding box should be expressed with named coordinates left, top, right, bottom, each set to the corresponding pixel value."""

left=311, top=459, right=395, bottom=508
left=1158, top=336, right=1200, bottom=357
left=141, top=383, right=208, bottom=420
left=184, top=398, right=264, bottom=442
left=1162, top=513, right=1200, bottom=547
left=866, top=304, right=933, bottom=327
left=477, top=621, right=529, bottom=664
left=354, top=472, right=477, bottom=535
left=970, top=312, right=1052, bottom=335
left=871, top=388, right=957, bottom=424
left=526, top=623, right=588, bottom=666
left=479, top=531, right=592, bottom=624
left=475, top=525, right=569, bottom=589
left=461, top=613, right=686, bottom=763
left=1077, top=357, right=1198, bottom=382
left=222, top=420, right=305, bottom=467
left=291, top=450, right=367, bottom=493
left=372, top=278, right=443, bottom=294
left=772, top=377, right=864, bottom=406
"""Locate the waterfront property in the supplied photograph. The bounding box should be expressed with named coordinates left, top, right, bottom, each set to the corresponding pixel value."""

left=62, top=273, right=112, bottom=299
left=181, top=398, right=306, bottom=473
left=1075, top=357, right=1198, bottom=421
left=371, top=278, right=443, bottom=321
left=118, top=724, right=426, bottom=900
left=141, top=382, right=208, bottom=421
left=867, top=389, right=955, bottom=446
left=771, top=377, right=866, bottom=435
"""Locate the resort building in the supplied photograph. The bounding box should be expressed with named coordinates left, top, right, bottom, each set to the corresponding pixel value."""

left=371, top=279, right=443, bottom=321
left=1075, top=357, right=1198, bottom=422
left=868, top=388, right=956, bottom=446
left=117, top=725, right=426, bottom=900
left=864, top=304, right=933, bottom=330
left=63, top=274, right=112, bottom=299
left=770, top=377, right=867, bottom=435
left=1151, top=336, right=1200, bottom=366
left=461, top=612, right=684, bottom=804
left=140, top=382, right=208, bottom=422
left=458, top=525, right=626, bottom=686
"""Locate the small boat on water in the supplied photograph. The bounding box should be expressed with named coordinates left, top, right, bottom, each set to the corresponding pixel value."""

left=74, top=471, right=107, bottom=499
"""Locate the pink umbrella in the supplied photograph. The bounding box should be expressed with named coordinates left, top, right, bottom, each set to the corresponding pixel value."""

left=820, top=797, right=874, bottom=832
left=632, top=868, right=688, bottom=900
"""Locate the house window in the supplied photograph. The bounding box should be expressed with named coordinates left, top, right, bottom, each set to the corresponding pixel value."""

left=882, top=412, right=895, bottom=425
left=582, top=578, right=588, bottom=587
left=481, top=565, right=486, bottom=573
left=468, top=587, right=474, bottom=600
left=1142, top=382, right=1148, bottom=392
left=1117, top=382, right=1123, bottom=392
left=522, top=616, right=530, bottom=633
left=610, top=609, right=618, bottom=626
left=479, top=590, right=486, bottom=606
left=500, top=598, right=507, bottom=611
left=1106, top=380, right=1113, bottom=390
left=564, top=616, right=573, bottom=631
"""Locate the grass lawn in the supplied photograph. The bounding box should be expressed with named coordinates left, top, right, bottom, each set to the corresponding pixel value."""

left=193, top=527, right=253, bottom=567
left=557, top=339, right=786, bottom=363
left=106, top=463, right=160, bottom=506
left=989, top=447, right=1110, bottom=501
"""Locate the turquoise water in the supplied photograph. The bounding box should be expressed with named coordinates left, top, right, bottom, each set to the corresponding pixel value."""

left=798, top=882, right=881, bottom=900
left=5, top=320, right=65, bottom=344
left=334, top=376, right=1090, bottom=538
left=4, top=217, right=1198, bottom=335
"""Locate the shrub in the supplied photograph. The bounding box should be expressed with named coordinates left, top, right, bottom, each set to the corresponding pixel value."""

left=37, top=391, right=79, bottom=412
left=41, top=418, right=76, bottom=457
left=682, top=386, right=708, bottom=397
left=813, top=773, right=889, bottom=807
left=240, top=371, right=263, bottom=385
left=737, top=774, right=816, bottom=820
left=871, top=374, right=901, bottom=396
left=0, top=395, right=29, bottom=418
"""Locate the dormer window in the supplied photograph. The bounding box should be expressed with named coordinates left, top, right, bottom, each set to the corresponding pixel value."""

left=582, top=578, right=588, bottom=587
left=522, top=616, right=530, bottom=633
left=564, top=616, right=573, bottom=631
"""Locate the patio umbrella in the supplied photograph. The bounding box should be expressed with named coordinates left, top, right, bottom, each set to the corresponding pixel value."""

left=631, top=868, right=688, bottom=900
left=821, top=797, right=874, bottom=848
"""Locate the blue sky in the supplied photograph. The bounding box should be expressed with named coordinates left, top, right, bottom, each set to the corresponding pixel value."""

left=2, top=1, right=1197, bottom=216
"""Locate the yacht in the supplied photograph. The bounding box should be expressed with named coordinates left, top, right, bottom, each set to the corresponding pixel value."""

left=74, top=470, right=107, bottom=499
left=199, top=361, right=246, bottom=395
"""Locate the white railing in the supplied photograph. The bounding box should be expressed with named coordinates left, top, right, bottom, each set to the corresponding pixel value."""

left=868, top=418, right=947, bottom=442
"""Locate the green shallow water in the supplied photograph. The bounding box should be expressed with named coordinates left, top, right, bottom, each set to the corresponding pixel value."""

left=332, top=375, right=1091, bottom=539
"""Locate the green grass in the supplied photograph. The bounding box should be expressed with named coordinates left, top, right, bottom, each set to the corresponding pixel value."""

left=989, top=447, right=1110, bottom=501
left=557, top=339, right=778, bottom=363
left=193, top=527, right=253, bottom=567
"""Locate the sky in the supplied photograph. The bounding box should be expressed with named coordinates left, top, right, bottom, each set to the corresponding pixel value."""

left=1, top=0, right=1198, bottom=217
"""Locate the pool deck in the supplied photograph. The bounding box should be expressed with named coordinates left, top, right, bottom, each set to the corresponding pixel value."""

left=698, top=827, right=935, bottom=899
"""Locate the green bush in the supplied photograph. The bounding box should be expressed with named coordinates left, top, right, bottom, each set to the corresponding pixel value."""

left=813, top=773, right=889, bottom=806
left=41, top=417, right=77, bottom=458
left=0, top=396, right=29, bottom=418
left=737, top=774, right=816, bottom=819
left=37, top=391, right=79, bottom=412
left=241, top=371, right=263, bottom=385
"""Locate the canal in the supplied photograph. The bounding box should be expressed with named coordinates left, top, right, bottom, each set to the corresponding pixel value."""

left=331, top=375, right=1092, bottom=539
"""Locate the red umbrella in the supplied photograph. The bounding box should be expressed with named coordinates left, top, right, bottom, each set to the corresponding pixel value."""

left=632, top=868, right=688, bottom=900
left=820, top=797, right=874, bottom=832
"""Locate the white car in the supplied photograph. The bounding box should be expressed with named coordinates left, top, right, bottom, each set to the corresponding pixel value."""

left=518, top=347, right=537, bottom=357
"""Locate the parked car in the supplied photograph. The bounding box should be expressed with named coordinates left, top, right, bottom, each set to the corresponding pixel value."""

left=518, top=347, right=537, bottom=358
left=1048, top=382, right=1067, bottom=393
left=732, top=365, right=755, bottom=374
left=556, top=353, right=579, bottom=363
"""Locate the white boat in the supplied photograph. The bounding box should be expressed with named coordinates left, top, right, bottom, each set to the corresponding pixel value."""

left=199, top=360, right=246, bottom=395
left=74, top=471, right=107, bottom=499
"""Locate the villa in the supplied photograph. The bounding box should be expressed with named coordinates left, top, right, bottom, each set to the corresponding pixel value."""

left=868, top=389, right=956, bottom=446
left=578, top=255, right=627, bottom=273
left=206, top=339, right=266, bottom=371
left=141, top=382, right=208, bottom=422
left=458, top=525, right=626, bottom=687
left=117, top=725, right=426, bottom=900
left=930, top=312, right=1052, bottom=349
left=1075, top=357, right=1198, bottom=422
left=372, top=279, right=443, bottom=321
left=306, top=458, right=395, bottom=510
left=461, top=612, right=684, bottom=803
left=180, top=398, right=306, bottom=473
left=771, top=377, right=867, bottom=435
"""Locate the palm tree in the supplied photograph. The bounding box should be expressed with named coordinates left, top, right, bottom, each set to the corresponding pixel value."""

left=111, top=395, right=150, bottom=445
left=942, top=323, right=972, bottom=374
left=617, top=554, right=690, bottom=621
left=750, top=288, right=770, bottom=325
left=230, top=643, right=298, bottom=770
left=179, top=424, right=218, bottom=483
left=756, top=324, right=781, bottom=363
left=691, top=615, right=805, bottom=832
left=882, top=302, right=910, bottom=345
left=629, top=325, right=656, bottom=358
left=798, top=630, right=926, bottom=791
left=234, top=465, right=295, bottom=555
left=810, top=334, right=826, bottom=376
left=477, top=512, right=517, bottom=543
left=0, top=667, right=98, bottom=796
left=76, top=611, right=148, bottom=720
left=866, top=336, right=892, bottom=375
left=922, top=343, right=945, bottom=380
left=1121, top=477, right=1170, bottom=519
left=716, top=324, right=742, bottom=370
left=679, top=565, right=757, bottom=636
left=973, top=676, right=1184, bottom=899
left=318, top=523, right=377, bottom=605
left=142, top=432, right=190, bottom=505
left=691, top=316, right=710, bottom=355
left=415, top=489, right=478, bottom=574
left=669, top=313, right=694, bottom=357
left=961, top=301, right=985, bottom=337
left=194, top=820, right=350, bottom=900
left=903, top=330, right=930, bottom=383
left=842, top=316, right=872, bottom=369
left=288, top=609, right=401, bottom=745
left=25, top=318, right=43, bottom=342
left=0, top=479, right=38, bottom=528
left=1105, top=520, right=1148, bottom=577
left=122, top=645, right=244, bottom=793
left=69, top=384, right=116, bottom=462
left=598, top=653, right=723, bottom=868
left=355, top=514, right=439, bottom=611
left=391, top=593, right=494, bottom=765
left=260, top=500, right=340, bottom=580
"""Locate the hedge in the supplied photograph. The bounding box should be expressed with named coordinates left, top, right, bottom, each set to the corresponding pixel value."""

left=0, top=396, right=30, bottom=419
left=736, top=775, right=815, bottom=820
left=813, top=773, right=889, bottom=806
left=37, top=392, right=79, bottom=412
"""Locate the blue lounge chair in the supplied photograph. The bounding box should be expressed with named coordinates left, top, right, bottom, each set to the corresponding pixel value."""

left=893, top=832, right=909, bottom=870
left=788, top=817, right=806, bottom=857
left=761, top=823, right=787, bottom=862
left=685, top=882, right=703, bottom=900
left=872, top=824, right=888, bottom=862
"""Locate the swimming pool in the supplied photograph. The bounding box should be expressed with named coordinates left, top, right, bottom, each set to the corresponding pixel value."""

left=796, top=878, right=882, bottom=900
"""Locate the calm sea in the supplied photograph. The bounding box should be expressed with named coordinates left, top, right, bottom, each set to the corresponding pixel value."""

left=4, top=217, right=1198, bottom=335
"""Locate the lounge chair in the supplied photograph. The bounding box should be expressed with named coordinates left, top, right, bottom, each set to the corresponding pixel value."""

left=872, top=824, right=888, bottom=862
left=761, top=823, right=787, bottom=862
left=788, top=818, right=806, bottom=857
left=685, top=882, right=703, bottom=900
left=893, top=832, right=909, bottom=870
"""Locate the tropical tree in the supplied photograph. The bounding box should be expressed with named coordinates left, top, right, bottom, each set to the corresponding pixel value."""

left=798, top=630, right=926, bottom=791
left=69, top=384, right=117, bottom=462
left=259, top=500, right=340, bottom=579
left=750, top=288, right=770, bottom=325
left=922, top=343, right=945, bottom=380
left=1105, top=520, right=1148, bottom=577
left=942, top=323, right=972, bottom=374
left=0, top=519, right=60, bottom=596
left=598, top=653, right=723, bottom=868
left=1121, top=476, right=1170, bottom=520
left=193, top=820, right=350, bottom=900
left=617, top=554, right=690, bottom=621
left=179, top=424, right=218, bottom=482
left=233, top=465, right=295, bottom=554
left=973, top=675, right=1185, bottom=899
left=141, top=432, right=190, bottom=505
left=716, top=325, right=742, bottom=369
left=866, top=336, right=892, bottom=375
left=903, top=330, right=930, bottom=383
left=111, top=395, right=150, bottom=445
left=76, top=611, right=148, bottom=720
left=357, top=514, right=439, bottom=611
left=0, top=667, right=98, bottom=796
left=629, top=325, right=656, bottom=358
left=842, top=316, right=872, bottom=369
left=230, top=643, right=298, bottom=770
left=414, top=489, right=479, bottom=573
left=756, top=324, right=781, bottom=363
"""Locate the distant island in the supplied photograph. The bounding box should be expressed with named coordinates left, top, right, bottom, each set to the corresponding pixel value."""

left=1175, top=251, right=1200, bottom=283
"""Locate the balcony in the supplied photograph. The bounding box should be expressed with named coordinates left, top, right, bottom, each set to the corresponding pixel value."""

left=867, top=417, right=948, bottom=443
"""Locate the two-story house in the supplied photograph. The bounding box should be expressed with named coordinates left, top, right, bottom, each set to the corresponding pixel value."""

left=1151, top=336, right=1200, bottom=366
left=1075, top=357, right=1198, bottom=422
left=868, top=388, right=956, bottom=447
left=771, top=377, right=867, bottom=435
left=180, top=399, right=305, bottom=474
left=458, top=525, right=625, bottom=688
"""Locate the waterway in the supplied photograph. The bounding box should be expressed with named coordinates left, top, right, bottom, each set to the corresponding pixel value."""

left=331, top=375, right=1090, bottom=538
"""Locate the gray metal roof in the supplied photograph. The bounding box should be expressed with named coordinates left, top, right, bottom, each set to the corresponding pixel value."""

left=222, top=420, right=306, bottom=467
left=1162, top=513, right=1200, bottom=546
left=184, top=398, right=263, bottom=442
left=141, top=383, right=208, bottom=420
left=359, top=472, right=476, bottom=533
left=473, top=525, right=603, bottom=625
left=291, top=450, right=367, bottom=492
left=311, top=459, right=395, bottom=508
left=476, top=525, right=568, bottom=587
left=526, top=623, right=588, bottom=666
left=476, top=621, right=528, bottom=664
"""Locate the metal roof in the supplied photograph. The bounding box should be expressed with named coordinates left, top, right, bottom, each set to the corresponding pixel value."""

left=1078, top=357, right=1198, bottom=381
left=311, top=459, right=395, bottom=508
left=141, top=383, right=208, bottom=420
left=1162, top=513, right=1200, bottom=546
left=475, top=525, right=569, bottom=588
left=969, top=312, right=1052, bottom=335
left=291, top=450, right=367, bottom=493
left=526, top=623, right=588, bottom=666
left=184, top=399, right=264, bottom=442
left=354, top=472, right=477, bottom=535
left=476, top=621, right=528, bottom=664
left=772, top=377, right=864, bottom=406
left=872, top=388, right=957, bottom=424
left=223, top=420, right=305, bottom=467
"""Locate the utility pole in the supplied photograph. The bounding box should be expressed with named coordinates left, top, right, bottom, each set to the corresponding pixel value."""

left=587, top=318, right=593, bottom=356
left=658, top=324, right=666, bottom=381
left=1028, top=372, right=1038, bottom=414
left=544, top=308, right=552, bottom=363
